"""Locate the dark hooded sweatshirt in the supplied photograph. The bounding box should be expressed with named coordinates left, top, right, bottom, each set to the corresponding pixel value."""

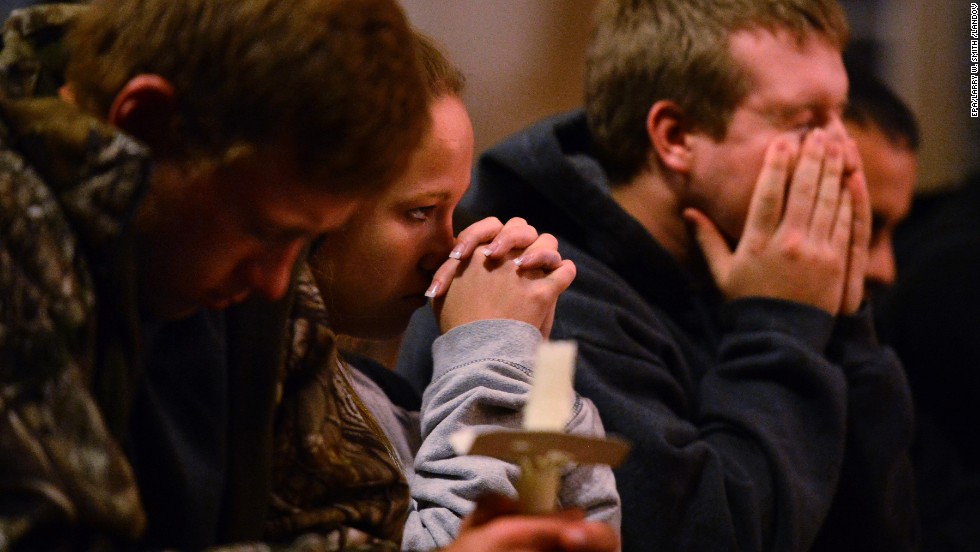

left=399, top=110, right=918, bottom=551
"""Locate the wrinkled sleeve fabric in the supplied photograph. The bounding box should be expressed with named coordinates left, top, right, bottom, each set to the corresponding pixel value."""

left=401, top=318, right=620, bottom=551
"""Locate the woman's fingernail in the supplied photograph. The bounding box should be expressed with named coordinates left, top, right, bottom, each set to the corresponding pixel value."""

left=449, top=246, right=463, bottom=260
left=424, top=282, right=440, bottom=298
left=482, top=243, right=497, bottom=257
left=513, top=256, right=525, bottom=267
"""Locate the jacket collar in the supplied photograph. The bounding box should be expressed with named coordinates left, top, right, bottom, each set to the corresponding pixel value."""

left=0, top=96, right=151, bottom=274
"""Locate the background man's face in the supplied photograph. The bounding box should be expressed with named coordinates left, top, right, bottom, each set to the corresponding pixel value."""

left=846, top=121, right=916, bottom=298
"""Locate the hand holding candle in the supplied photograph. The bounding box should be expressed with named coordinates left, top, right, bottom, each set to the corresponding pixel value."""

left=450, top=340, right=630, bottom=515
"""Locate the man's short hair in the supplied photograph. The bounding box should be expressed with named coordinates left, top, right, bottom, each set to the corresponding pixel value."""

left=844, top=71, right=920, bottom=152
left=585, top=0, right=849, bottom=184
left=66, top=0, right=428, bottom=193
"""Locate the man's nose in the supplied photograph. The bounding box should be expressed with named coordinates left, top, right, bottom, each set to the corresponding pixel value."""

left=245, top=241, right=305, bottom=301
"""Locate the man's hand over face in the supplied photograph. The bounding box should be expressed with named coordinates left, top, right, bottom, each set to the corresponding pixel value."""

left=685, top=128, right=870, bottom=315
left=838, top=136, right=871, bottom=315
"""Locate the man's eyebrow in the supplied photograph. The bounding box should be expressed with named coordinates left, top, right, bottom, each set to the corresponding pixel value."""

left=766, top=100, right=848, bottom=127
left=248, top=217, right=317, bottom=241
left=277, top=225, right=315, bottom=239
left=760, top=101, right=809, bottom=119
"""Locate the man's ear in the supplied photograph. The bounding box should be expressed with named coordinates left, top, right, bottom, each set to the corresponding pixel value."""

left=646, top=100, right=694, bottom=174
left=108, top=74, right=177, bottom=151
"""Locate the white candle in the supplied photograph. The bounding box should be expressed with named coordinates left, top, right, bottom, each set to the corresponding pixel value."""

left=523, top=340, right=577, bottom=431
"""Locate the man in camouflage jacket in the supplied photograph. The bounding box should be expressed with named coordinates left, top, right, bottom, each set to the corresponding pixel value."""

left=0, top=1, right=427, bottom=549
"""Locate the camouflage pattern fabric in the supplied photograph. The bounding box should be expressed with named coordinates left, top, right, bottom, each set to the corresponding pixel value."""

left=270, top=264, right=409, bottom=549
left=0, top=4, right=406, bottom=551
left=0, top=94, right=150, bottom=548
left=0, top=3, right=87, bottom=99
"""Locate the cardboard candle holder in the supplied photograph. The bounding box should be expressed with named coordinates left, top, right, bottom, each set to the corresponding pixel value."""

left=450, top=340, right=631, bottom=514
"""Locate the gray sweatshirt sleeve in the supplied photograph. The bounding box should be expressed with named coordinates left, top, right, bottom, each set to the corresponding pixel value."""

left=400, top=319, right=621, bottom=551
